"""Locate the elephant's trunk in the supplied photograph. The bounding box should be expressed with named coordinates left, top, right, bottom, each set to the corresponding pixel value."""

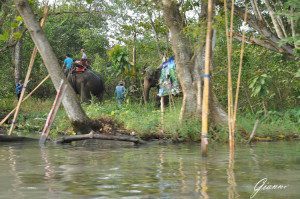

left=143, top=77, right=151, bottom=104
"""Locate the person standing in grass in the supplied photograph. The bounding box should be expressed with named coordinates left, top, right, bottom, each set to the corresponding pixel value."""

left=15, top=80, right=23, bottom=100
left=115, top=81, right=126, bottom=107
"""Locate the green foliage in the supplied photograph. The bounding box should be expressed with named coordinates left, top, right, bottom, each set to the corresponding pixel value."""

left=107, top=45, right=132, bottom=77
left=249, top=73, right=271, bottom=97
left=237, top=109, right=300, bottom=138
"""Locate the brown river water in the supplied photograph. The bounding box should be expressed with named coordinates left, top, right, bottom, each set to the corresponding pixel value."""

left=0, top=140, right=299, bottom=199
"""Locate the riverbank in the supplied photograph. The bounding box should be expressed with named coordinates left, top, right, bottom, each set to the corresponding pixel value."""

left=0, top=98, right=299, bottom=142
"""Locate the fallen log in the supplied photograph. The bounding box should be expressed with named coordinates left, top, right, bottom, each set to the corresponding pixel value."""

left=55, top=131, right=145, bottom=145
left=0, top=134, right=38, bottom=142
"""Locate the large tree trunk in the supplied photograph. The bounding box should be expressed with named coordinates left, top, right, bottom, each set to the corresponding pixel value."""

left=162, top=0, right=227, bottom=125
left=162, top=0, right=197, bottom=120
left=12, top=35, right=23, bottom=84
left=14, top=0, right=93, bottom=133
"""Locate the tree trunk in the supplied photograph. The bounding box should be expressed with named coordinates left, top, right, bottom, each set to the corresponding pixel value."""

left=264, top=0, right=284, bottom=39
left=162, top=0, right=197, bottom=120
left=162, top=0, right=227, bottom=125
left=14, top=0, right=92, bottom=133
left=12, top=37, right=23, bottom=84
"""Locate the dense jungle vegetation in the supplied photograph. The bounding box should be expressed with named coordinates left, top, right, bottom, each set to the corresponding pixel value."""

left=0, top=0, right=299, bottom=142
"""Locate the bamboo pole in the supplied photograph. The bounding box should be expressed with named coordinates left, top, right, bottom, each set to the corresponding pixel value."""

left=8, top=6, right=49, bottom=135
left=39, top=80, right=67, bottom=145
left=201, top=0, right=213, bottom=157
left=0, top=75, right=50, bottom=126
left=233, top=5, right=248, bottom=133
left=224, top=0, right=235, bottom=150
left=160, top=96, right=165, bottom=134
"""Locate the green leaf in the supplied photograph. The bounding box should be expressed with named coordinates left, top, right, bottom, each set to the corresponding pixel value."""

left=249, top=77, right=259, bottom=88
left=13, top=32, right=22, bottom=40
left=117, top=55, right=122, bottom=61
left=11, top=22, right=19, bottom=28
left=253, top=85, right=262, bottom=96
left=295, top=69, right=300, bottom=77
left=15, top=16, right=23, bottom=22
left=0, top=31, right=9, bottom=42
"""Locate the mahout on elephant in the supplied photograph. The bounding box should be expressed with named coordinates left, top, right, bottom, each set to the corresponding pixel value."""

left=67, top=64, right=105, bottom=102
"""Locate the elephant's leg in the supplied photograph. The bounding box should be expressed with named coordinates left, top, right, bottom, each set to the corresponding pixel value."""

left=80, top=82, right=88, bottom=102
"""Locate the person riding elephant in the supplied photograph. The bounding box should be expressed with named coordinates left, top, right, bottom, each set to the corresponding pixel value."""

left=67, top=68, right=105, bottom=102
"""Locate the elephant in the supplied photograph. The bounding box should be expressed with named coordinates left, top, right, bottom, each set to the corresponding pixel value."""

left=142, top=66, right=170, bottom=106
left=143, top=57, right=180, bottom=106
left=67, top=69, right=105, bottom=102
left=143, top=66, right=161, bottom=104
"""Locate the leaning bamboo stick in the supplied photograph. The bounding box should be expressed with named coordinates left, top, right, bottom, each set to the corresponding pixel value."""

left=233, top=5, right=248, bottom=133
left=0, top=75, right=50, bottom=126
left=39, top=80, right=67, bottom=145
left=8, top=6, right=49, bottom=135
left=201, top=0, right=213, bottom=157
left=247, top=119, right=259, bottom=144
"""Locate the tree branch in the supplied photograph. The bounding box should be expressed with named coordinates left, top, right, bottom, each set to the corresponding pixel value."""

left=233, top=4, right=294, bottom=56
left=233, top=32, right=293, bottom=57
left=264, top=0, right=284, bottom=39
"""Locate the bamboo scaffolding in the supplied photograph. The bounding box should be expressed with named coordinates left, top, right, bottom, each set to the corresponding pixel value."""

left=39, top=80, right=67, bottom=145
left=8, top=6, right=49, bottom=135
left=201, top=0, right=213, bottom=157
left=0, top=75, right=50, bottom=126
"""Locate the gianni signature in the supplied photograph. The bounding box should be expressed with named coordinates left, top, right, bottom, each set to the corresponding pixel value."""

left=250, top=178, right=288, bottom=198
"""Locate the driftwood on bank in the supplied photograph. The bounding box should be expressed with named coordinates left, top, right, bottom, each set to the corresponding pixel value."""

left=0, top=134, right=38, bottom=142
left=55, top=131, right=145, bottom=145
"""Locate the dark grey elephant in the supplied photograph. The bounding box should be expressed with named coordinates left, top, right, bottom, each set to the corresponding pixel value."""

left=143, top=67, right=160, bottom=104
left=67, top=69, right=105, bottom=102
left=142, top=67, right=170, bottom=106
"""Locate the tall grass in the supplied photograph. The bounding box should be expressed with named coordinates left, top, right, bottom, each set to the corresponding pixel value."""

left=1, top=97, right=298, bottom=142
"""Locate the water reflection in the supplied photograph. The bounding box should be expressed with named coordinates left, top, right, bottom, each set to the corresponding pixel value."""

left=40, top=146, right=56, bottom=195
left=179, top=157, right=187, bottom=193
left=0, top=142, right=299, bottom=198
left=157, top=148, right=164, bottom=196
left=8, top=146, right=23, bottom=198
left=200, top=158, right=209, bottom=199
left=227, top=148, right=239, bottom=199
